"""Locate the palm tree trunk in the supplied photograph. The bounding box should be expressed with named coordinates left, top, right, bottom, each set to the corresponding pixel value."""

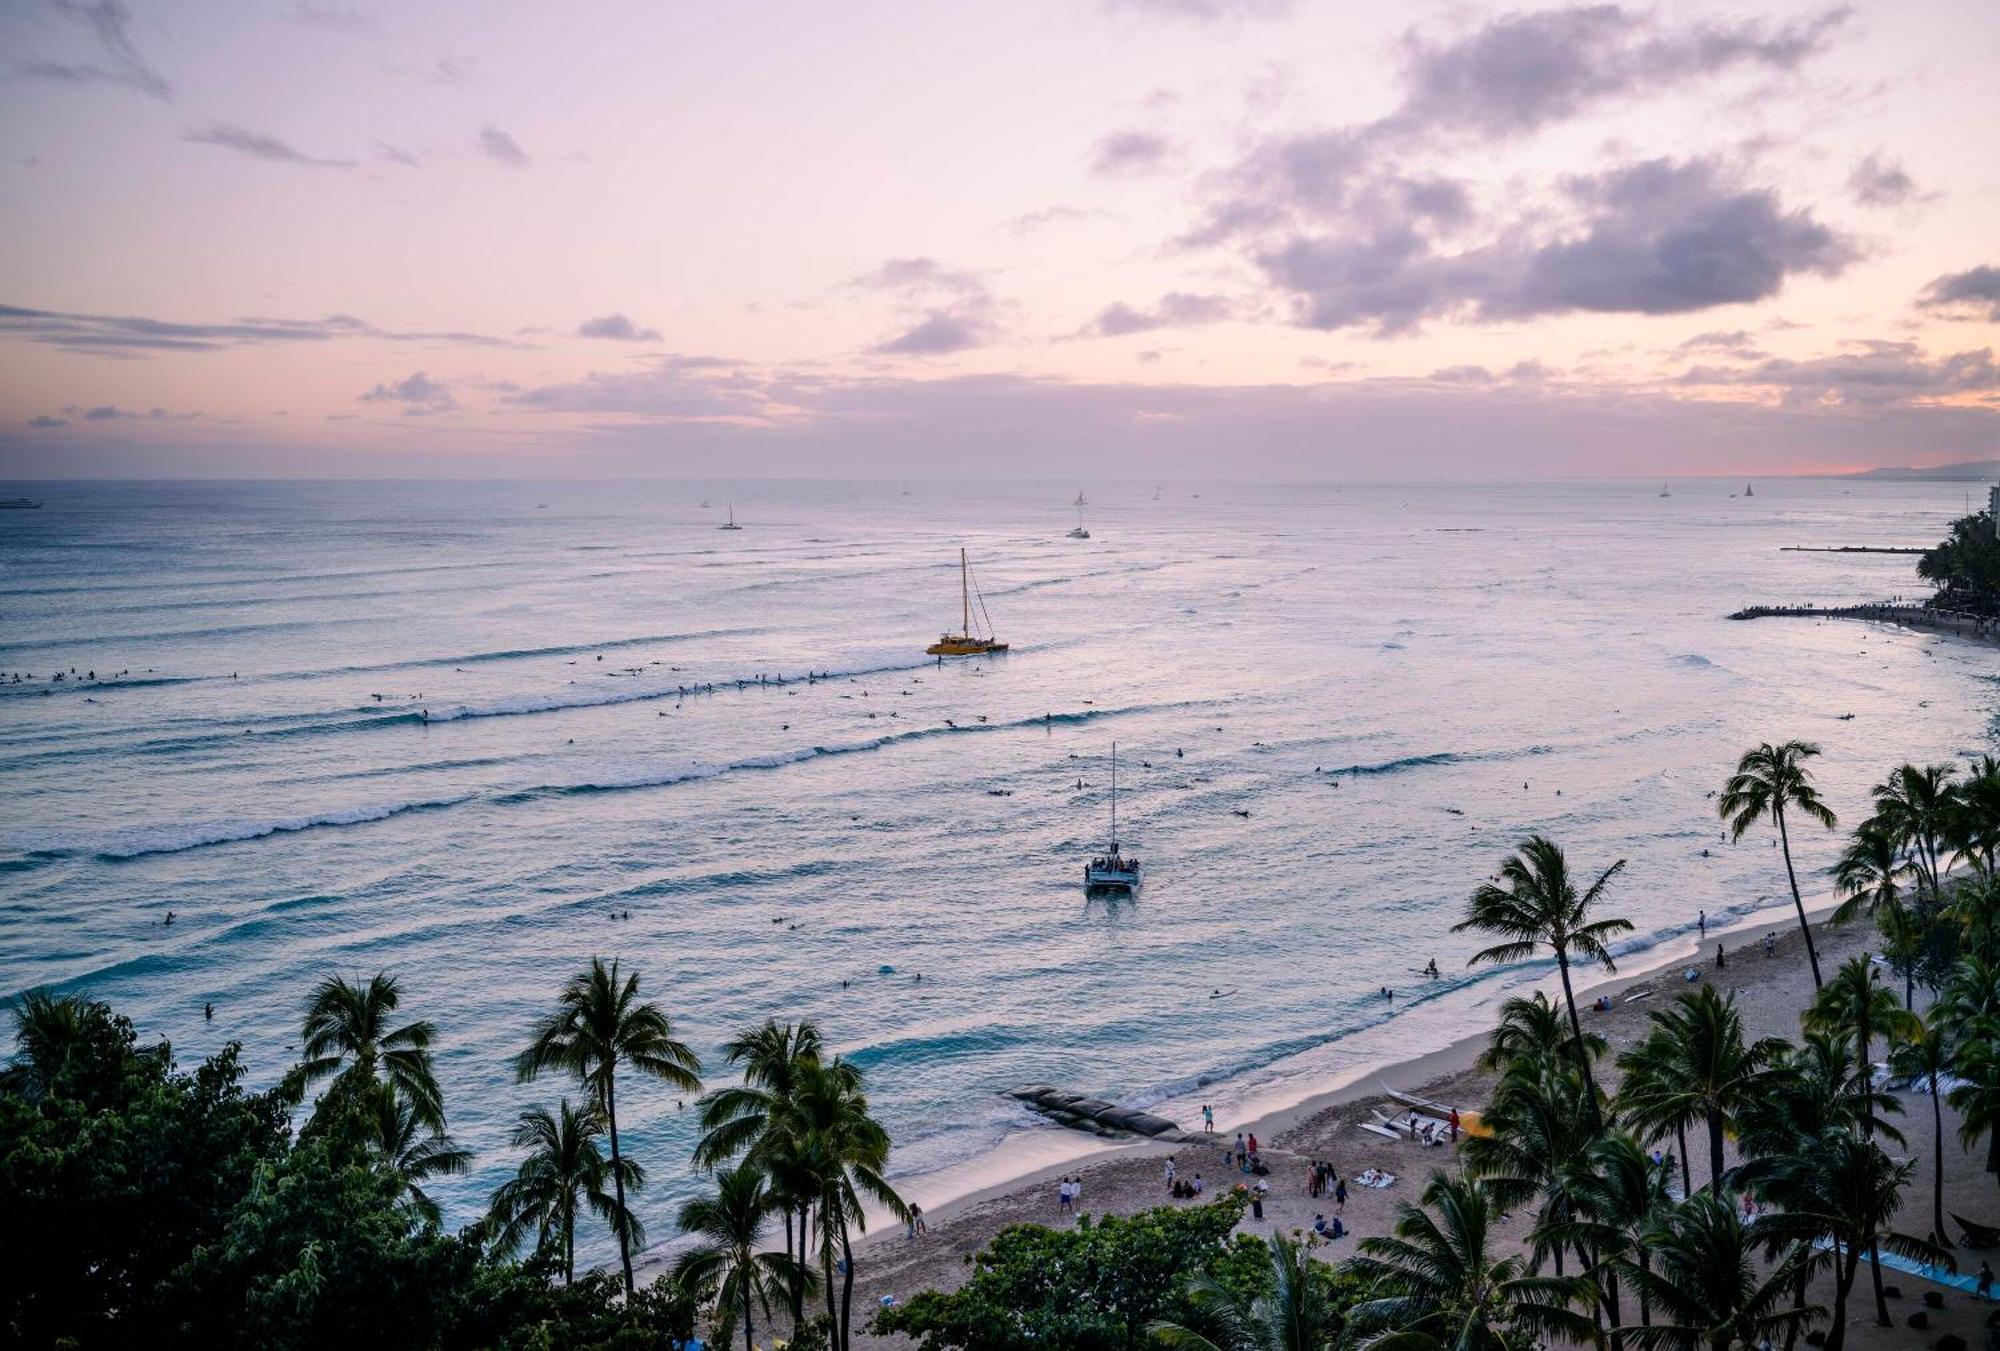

left=1828, top=1238, right=1859, bottom=1351
left=743, top=1277, right=757, bottom=1351
left=839, top=1218, right=857, bottom=1351
left=1782, top=1262, right=1806, bottom=1351
left=1857, top=1030, right=1872, bottom=1139
left=1868, top=1235, right=1890, bottom=1327
left=603, top=1071, right=635, bottom=1295
left=1638, top=1249, right=1652, bottom=1326
left=1675, top=1123, right=1692, bottom=1198
left=820, top=1199, right=839, bottom=1345
left=796, top=1203, right=812, bottom=1329
left=1931, top=1076, right=1952, bottom=1248
left=1776, top=809, right=1824, bottom=990
left=1555, top=952, right=1607, bottom=1135
left=565, top=1209, right=575, bottom=1285
left=1601, top=1268, right=1624, bottom=1351
left=1706, top=1110, right=1726, bottom=1193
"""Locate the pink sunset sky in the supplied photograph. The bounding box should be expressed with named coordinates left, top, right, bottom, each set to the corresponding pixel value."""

left=1, top=0, right=1995, bottom=479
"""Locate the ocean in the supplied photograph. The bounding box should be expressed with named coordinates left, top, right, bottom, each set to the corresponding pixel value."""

left=0, top=477, right=1989, bottom=1258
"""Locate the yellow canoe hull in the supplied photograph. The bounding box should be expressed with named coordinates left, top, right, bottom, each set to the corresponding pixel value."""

left=926, top=637, right=1009, bottom=656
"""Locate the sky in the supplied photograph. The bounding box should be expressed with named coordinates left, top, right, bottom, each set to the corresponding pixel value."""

left=0, top=0, right=1996, bottom=479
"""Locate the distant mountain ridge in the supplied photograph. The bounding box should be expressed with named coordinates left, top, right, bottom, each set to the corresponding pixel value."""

left=1849, top=459, right=2000, bottom=481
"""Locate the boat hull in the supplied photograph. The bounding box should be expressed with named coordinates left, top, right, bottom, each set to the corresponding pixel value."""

left=1084, top=866, right=1140, bottom=892
left=926, top=638, right=1008, bottom=656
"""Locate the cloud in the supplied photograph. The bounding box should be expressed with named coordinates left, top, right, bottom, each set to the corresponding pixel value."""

left=876, top=312, right=993, bottom=356
left=1180, top=5, right=1853, bottom=260
left=1679, top=339, right=1998, bottom=407
left=577, top=313, right=663, bottom=342
left=1091, top=131, right=1173, bottom=178
left=284, top=2, right=374, bottom=33
left=1918, top=265, right=2000, bottom=322
left=1386, top=6, right=1848, bottom=142
left=1079, top=291, right=1235, bottom=337
left=184, top=123, right=354, bottom=168
left=501, top=355, right=762, bottom=420
left=358, top=371, right=456, bottom=414
left=18, top=0, right=172, bottom=101
left=374, top=142, right=421, bottom=168
left=1003, top=205, right=1121, bottom=236
left=1254, top=158, right=1854, bottom=334
left=850, top=257, right=1000, bottom=356
left=82, top=403, right=128, bottom=419
left=1102, top=0, right=1294, bottom=20
left=478, top=125, right=529, bottom=168
left=1675, top=329, right=1768, bottom=360
left=28, top=416, right=67, bottom=429
left=1847, top=154, right=1916, bottom=207
left=0, top=302, right=525, bottom=358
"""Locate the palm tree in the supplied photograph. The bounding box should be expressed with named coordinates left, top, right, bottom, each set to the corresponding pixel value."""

left=362, top=1082, right=471, bottom=1225
left=1347, top=1172, right=1597, bottom=1350
left=1948, top=755, right=2000, bottom=880
left=294, top=972, right=444, bottom=1132
left=1888, top=1012, right=1956, bottom=1249
left=1801, top=957, right=1919, bottom=1136
left=1613, top=1193, right=1817, bottom=1351
left=696, top=1018, right=822, bottom=1328
left=1147, top=1231, right=1340, bottom=1351
left=1557, top=1133, right=1674, bottom=1343
left=1, top=990, right=127, bottom=1103
left=517, top=957, right=703, bottom=1293
left=791, top=1056, right=906, bottom=1351
left=1865, top=763, right=1958, bottom=901
left=1759, top=1129, right=1941, bottom=1346
left=486, top=1099, right=634, bottom=1283
left=1478, top=991, right=1606, bottom=1076
left=1948, top=1026, right=2000, bottom=1194
left=1833, top=823, right=1921, bottom=1002
left=1615, top=986, right=1789, bottom=1193
left=1461, top=1057, right=1597, bottom=1276
left=1720, top=741, right=1838, bottom=989
left=674, top=1164, right=806, bottom=1351
left=1455, top=835, right=1632, bottom=1133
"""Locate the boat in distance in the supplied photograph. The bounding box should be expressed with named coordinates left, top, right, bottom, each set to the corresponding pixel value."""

left=1084, top=741, right=1141, bottom=893
left=926, top=548, right=1008, bottom=656
left=718, top=503, right=742, bottom=530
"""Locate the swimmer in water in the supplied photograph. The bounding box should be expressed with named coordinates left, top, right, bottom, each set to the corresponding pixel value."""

left=204, top=1002, right=213, bottom=1021
left=164, top=911, right=175, bottom=926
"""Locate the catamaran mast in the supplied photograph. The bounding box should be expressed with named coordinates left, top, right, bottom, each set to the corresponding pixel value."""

left=960, top=547, right=970, bottom=635
left=1110, top=741, right=1118, bottom=850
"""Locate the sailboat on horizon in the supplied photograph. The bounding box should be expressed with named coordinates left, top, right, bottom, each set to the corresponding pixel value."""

left=1067, top=499, right=1090, bottom=539
left=1085, top=742, right=1140, bottom=894
left=925, top=548, right=1008, bottom=657
left=718, top=504, right=742, bottom=530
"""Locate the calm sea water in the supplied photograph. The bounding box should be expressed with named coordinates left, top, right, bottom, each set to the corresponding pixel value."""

left=1, top=477, right=1990, bottom=1256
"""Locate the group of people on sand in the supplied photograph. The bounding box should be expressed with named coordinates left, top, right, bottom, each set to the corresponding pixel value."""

left=1305, top=1158, right=1348, bottom=1207
left=1055, top=1175, right=1084, bottom=1213
left=1163, top=1157, right=1207, bottom=1199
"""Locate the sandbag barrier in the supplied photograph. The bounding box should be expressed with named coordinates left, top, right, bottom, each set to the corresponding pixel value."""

left=1004, top=1085, right=1195, bottom=1141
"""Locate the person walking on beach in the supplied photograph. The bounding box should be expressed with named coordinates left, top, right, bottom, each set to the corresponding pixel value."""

left=1247, top=1131, right=1259, bottom=1158
left=1334, top=1178, right=1347, bottom=1210
left=1234, top=1132, right=1246, bottom=1162
left=1716, top=943, right=1726, bottom=970
left=1164, top=1158, right=1176, bottom=1192
left=1449, top=1107, right=1460, bottom=1142
left=1202, top=1103, right=1214, bottom=1133
left=1699, top=909, right=1706, bottom=937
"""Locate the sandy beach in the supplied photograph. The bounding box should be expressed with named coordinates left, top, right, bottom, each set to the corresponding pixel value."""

left=850, top=910, right=1994, bottom=1349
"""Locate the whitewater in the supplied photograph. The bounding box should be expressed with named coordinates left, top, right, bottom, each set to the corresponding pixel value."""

left=0, top=476, right=1990, bottom=1263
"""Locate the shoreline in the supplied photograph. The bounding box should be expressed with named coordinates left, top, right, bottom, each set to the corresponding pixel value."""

left=846, top=889, right=1850, bottom=1260
left=842, top=904, right=1899, bottom=1348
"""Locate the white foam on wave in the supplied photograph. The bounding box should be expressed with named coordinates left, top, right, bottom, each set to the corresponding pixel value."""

left=12, top=794, right=477, bottom=861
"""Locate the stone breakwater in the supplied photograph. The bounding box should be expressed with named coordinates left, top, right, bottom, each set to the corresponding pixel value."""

left=1729, top=602, right=1998, bottom=643
left=1005, top=1086, right=1199, bottom=1142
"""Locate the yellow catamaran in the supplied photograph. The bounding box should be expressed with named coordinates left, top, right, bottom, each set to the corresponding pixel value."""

left=926, top=548, right=1009, bottom=657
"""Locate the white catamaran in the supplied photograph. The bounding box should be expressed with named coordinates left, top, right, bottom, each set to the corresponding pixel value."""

left=1084, top=741, right=1141, bottom=893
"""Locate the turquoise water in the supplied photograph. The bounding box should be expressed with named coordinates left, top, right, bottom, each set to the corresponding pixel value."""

left=0, top=478, right=1990, bottom=1259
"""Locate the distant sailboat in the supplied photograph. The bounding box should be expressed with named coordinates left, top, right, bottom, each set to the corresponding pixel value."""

left=1067, top=501, right=1090, bottom=540
left=925, top=548, right=1008, bottom=656
left=1659, top=483, right=1671, bottom=498
left=718, top=504, right=742, bottom=530
left=1084, top=742, right=1141, bottom=894
left=700, top=499, right=711, bottom=508
left=1744, top=482, right=1754, bottom=498
left=1073, top=490, right=1087, bottom=507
